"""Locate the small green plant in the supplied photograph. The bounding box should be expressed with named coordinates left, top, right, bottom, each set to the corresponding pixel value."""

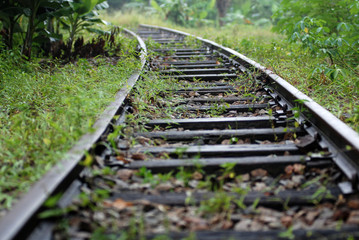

left=279, top=226, right=295, bottom=240
left=174, top=146, right=189, bottom=158
left=220, top=162, right=237, bottom=179
left=199, top=192, right=234, bottom=218
left=233, top=187, right=249, bottom=210
left=175, top=166, right=193, bottom=187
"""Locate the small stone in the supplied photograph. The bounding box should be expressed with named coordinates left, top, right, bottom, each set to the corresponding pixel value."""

left=236, top=139, right=245, bottom=145
left=185, top=217, right=209, bottom=231
left=173, top=179, right=184, bottom=187
left=234, top=219, right=251, bottom=230
left=249, top=220, right=264, bottom=231
left=257, top=207, right=283, bottom=218
left=188, top=180, right=199, bottom=188
left=268, top=221, right=282, bottom=229
left=291, top=175, right=304, bottom=185
left=114, top=179, right=130, bottom=189
left=254, top=182, right=267, bottom=191
left=93, top=211, right=105, bottom=222
left=259, top=215, right=277, bottom=223
left=152, top=225, right=166, bottom=233
left=117, top=169, right=134, bottom=181
left=241, top=173, right=250, bottom=181
left=230, top=214, right=242, bottom=222
left=311, top=218, right=326, bottom=229
left=221, top=139, right=231, bottom=145
left=155, top=182, right=173, bottom=191
left=305, top=211, right=319, bottom=225
left=71, top=232, right=91, bottom=239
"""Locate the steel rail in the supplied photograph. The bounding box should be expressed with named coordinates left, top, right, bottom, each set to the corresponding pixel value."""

left=140, top=24, right=359, bottom=192
left=0, top=28, right=147, bottom=240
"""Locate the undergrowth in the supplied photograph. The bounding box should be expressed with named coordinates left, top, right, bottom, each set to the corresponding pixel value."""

left=0, top=36, right=140, bottom=210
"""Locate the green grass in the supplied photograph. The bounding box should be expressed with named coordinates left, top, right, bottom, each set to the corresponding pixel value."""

left=192, top=26, right=359, bottom=131
left=103, top=11, right=359, bottom=132
left=0, top=37, right=140, bottom=210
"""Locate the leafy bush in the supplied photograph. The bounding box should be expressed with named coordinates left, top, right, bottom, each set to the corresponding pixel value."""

left=0, top=0, right=109, bottom=59
left=273, top=0, right=359, bottom=80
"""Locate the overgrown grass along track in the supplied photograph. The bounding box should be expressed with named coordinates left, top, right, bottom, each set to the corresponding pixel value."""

left=1, top=25, right=359, bottom=240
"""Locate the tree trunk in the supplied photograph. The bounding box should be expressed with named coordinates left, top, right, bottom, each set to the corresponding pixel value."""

left=216, top=0, right=231, bottom=27
left=21, top=1, right=40, bottom=60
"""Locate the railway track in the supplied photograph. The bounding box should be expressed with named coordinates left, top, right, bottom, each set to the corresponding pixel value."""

left=1, top=25, right=359, bottom=240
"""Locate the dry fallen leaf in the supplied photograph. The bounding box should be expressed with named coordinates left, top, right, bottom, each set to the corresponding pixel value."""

left=284, top=165, right=294, bottom=175
left=136, top=136, right=151, bottom=145
left=104, top=198, right=133, bottom=211
left=348, top=199, right=359, bottom=209
left=347, top=210, right=359, bottom=224
left=281, top=215, right=292, bottom=228
left=192, top=171, right=203, bottom=180
left=250, top=168, right=268, bottom=177
left=116, top=155, right=132, bottom=164
left=131, top=153, right=147, bottom=160
left=221, top=220, right=233, bottom=229
left=293, top=164, right=305, bottom=174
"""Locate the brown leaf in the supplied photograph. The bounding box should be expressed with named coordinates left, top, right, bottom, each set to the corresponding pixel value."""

left=244, top=138, right=251, bottom=144
left=332, top=208, right=350, bottom=221
left=131, top=153, right=147, bottom=160
left=104, top=198, right=133, bottom=210
left=293, top=164, right=305, bottom=174
left=221, top=220, right=233, bottom=229
left=284, top=165, right=294, bottom=175
left=192, top=171, right=203, bottom=180
left=116, top=155, right=132, bottom=164
left=185, top=217, right=209, bottom=231
left=136, top=136, right=151, bottom=145
left=281, top=216, right=292, bottom=228
left=348, top=199, right=359, bottom=209
left=250, top=168, right=268, bottom=177
left=347, top=210, right=359, bottom=224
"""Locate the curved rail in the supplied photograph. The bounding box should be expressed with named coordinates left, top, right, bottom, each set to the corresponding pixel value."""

left=140, top=24, right=359, bottom=192
left=0, top=28, right=147, bottom=240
